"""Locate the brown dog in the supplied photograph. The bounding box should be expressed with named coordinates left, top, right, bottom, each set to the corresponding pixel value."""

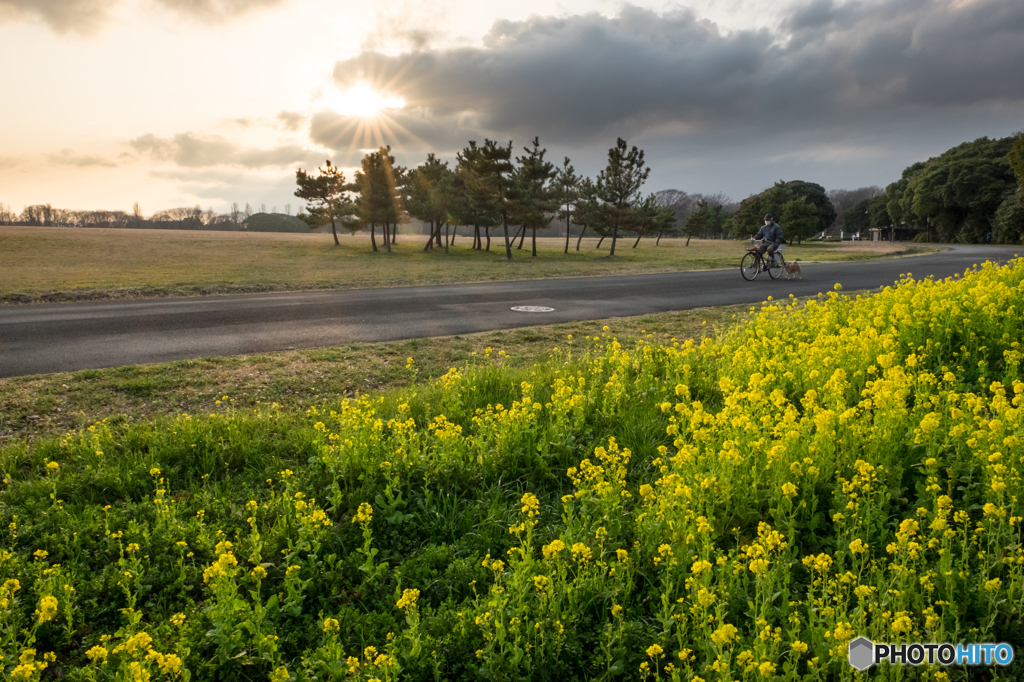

left=784, top=261, right=802, bottom=279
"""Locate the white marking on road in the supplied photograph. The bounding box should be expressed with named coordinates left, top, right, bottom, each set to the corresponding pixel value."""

left=511, top=306, right=555, bottom=312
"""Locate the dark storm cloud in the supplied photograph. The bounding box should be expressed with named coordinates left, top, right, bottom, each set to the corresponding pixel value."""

left=327, top=0, right=1024, bottom=152
left=130, top=132, right=317, bottom=168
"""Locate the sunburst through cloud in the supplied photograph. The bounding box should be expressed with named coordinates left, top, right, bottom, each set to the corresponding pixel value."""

left=314, top=82, right=419, bottom=156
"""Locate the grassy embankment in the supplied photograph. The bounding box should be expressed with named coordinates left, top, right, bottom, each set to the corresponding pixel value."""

left=0, top=226, right=936, bottom=303
left=0, top=260, right=1021, bottom=680
left=0, top=307, right=746, bottom=446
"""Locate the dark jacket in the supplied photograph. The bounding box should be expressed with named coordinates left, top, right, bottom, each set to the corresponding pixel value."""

left=755, top=221, right=784, bottom=244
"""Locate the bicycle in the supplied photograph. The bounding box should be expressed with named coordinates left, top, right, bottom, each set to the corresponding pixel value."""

left=740, top=240, right=786, bottom=281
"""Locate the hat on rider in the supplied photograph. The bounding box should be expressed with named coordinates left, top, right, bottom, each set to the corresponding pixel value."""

left=764, top=214, right=774, bottom=221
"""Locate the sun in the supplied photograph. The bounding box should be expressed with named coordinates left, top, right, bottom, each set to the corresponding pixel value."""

left=321, top=82, right=405, bottom=118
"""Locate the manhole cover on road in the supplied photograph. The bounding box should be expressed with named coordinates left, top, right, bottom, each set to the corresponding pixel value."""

left=511, top=305, right=555, bottom=313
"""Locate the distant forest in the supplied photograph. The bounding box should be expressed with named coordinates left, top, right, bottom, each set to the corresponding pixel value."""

left=0, top=202, right=312, bottom=233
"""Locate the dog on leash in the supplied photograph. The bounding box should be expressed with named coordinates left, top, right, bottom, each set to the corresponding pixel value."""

left=784, top=260, right=802, bottom=279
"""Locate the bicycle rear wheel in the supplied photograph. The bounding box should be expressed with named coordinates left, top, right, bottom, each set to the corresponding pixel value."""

left=768, top=252, right=786, bottom=279
left=741, top=252, right=759, bottom=280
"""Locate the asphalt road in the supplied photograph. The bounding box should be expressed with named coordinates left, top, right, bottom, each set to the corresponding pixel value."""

left=0, top=245, right=1016, bottom=378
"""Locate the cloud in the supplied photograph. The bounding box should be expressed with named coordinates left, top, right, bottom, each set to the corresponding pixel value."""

left=0, top=0, right=111, bottom=34
left=0, top=154, right=28, bottom=169
left=48, top=148, right=119, bottom=167
left=130, top=131, right=318, bottom=168
left=0, top=0, right=290, bottom=32
left=326, top=0, right=1024, bottom=153
left=154, top=0, right=289, bottom=22
left=276, top=110, right=306, bottom=132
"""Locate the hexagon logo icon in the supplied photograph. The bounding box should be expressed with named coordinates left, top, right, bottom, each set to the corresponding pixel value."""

left=848, top=636, right=875, bottom=670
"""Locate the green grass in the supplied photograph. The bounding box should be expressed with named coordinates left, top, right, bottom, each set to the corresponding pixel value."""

left=0, top=226, right=938, bottom=303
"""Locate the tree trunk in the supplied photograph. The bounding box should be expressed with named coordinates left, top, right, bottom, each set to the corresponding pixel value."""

left=502, top=213, right=513, bottom=260
left=633, top=232, right=642, bottom=248
left=656, top=230, right=663, bottom=246
left=391, top=223, right=397, bottom=244
left=686, top=235, right=691, bottom=246
left=485, top=226, right=491, bottom=251
left=473, top=225, right=480, bottom=250
left=330, top=219, right=339, bottom=246
left=444, top=223, right=449, bottom=253
left=576, top=225, right=586, bottom=251
left=423, top=220, right=434, bottom=251
left=531, top=228, right=537, bottom=257
left=516, top=226, right=526, bottom=250
left=383, top=222, right=391, bottom=253
left=564, top=215, right=571, bottom=254
left=370, top=223, right=378, bottom=251
left=450, top=225, right=456, bottom=245
left=595, top=235, right=605, bottom=249
left=609, top=221, right=619, bottom=256
left=435, top=224, right=442, bottom=247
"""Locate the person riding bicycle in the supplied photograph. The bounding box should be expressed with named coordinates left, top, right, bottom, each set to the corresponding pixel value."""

left=752, top=214, right=783, bottom=268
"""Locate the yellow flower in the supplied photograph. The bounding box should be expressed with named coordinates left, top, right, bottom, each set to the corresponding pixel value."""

left=353, top=502, right=373, bottom=525
left=170, top=613, right=186, bottom=627
left=781, top=482, right=797, bottom=498
left=791, top=640, right=808, bottom=654
left=533, top=575, right=549, bottom=592
left=396, top=588, right=420, bottom=609
left=46, top=461, right=59, bottom=472
left=36, top=596, right=58, bottom=624
left=269, top=666, right=290, bottom=682
left=252, top=566, right=267, bottom=580
left=520, top=492, right=540, bottom=518
left=86, top=645, right=108, bottom=663
left=984, top=578, right=1002, bottom=592
left=848, top=539, right=866, bottom=554
left=711, top=623, right=739, bottom=645
left=571, top=543, right=592, bottom=563
left=646, top=643, right=664, bottom=658
left=543, top=539, right=565, bottom=559
left=323, top=617, right=340, bottom=632
left=758, top=661, right=776, bottom=677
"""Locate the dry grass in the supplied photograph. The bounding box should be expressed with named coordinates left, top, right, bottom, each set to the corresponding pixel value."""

left=0, top=226, right=937, bottom=302
left=0, top=304, right=753, bottom=445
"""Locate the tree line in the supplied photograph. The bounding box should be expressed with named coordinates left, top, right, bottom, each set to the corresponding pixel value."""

left=0, top=201, right=298, bottom=231
left=295, top=137, right=683, bottom=258
left=840, top=133, right=1024, bottom=244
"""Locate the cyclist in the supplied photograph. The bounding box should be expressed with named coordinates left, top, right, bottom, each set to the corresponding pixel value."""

left=752, top=214, right=783, bottom=269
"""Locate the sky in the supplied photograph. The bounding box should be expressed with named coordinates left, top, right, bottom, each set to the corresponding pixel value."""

left=1, top=0, right=1022, bottom=216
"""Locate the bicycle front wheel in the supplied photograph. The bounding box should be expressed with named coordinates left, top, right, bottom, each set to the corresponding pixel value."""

left=768, top=252, right=786, bottom=279
left=741, top=252, right=759, bottom=280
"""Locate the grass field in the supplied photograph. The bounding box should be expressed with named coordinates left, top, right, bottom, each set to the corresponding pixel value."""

left=0, top=226, right=936, bottom=303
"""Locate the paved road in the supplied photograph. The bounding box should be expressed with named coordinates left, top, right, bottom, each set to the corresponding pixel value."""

left=0, top=245, right=1016, bottom=378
